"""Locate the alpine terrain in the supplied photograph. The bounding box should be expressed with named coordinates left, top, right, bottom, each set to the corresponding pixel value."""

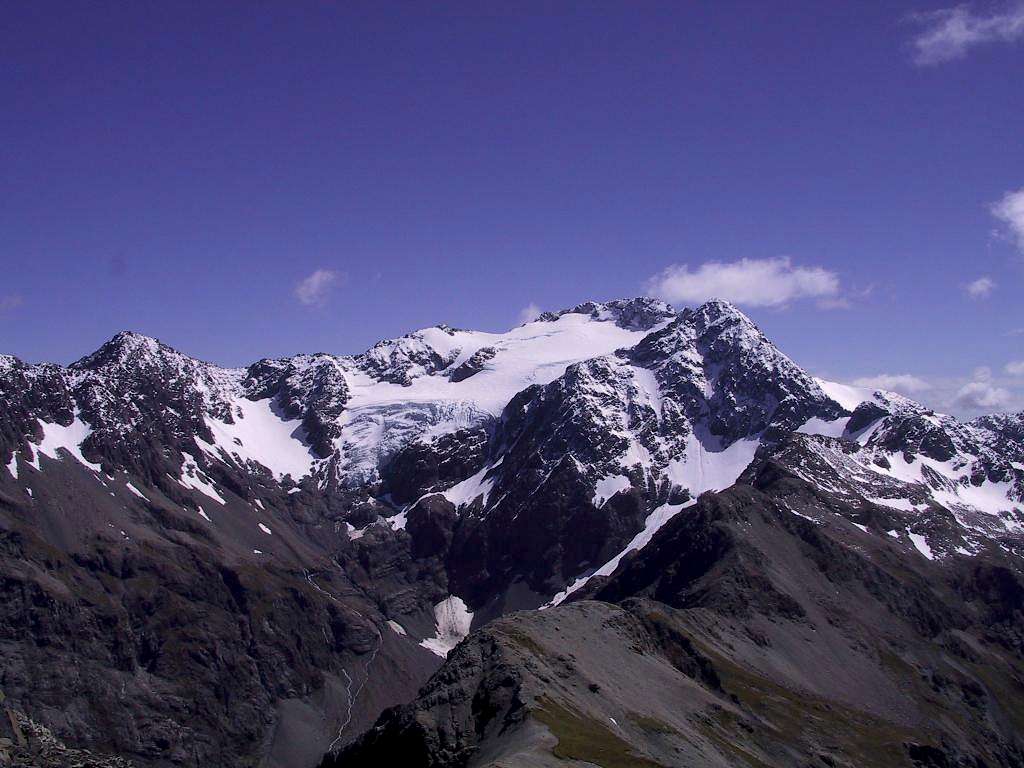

left=1, top=297, right=1022, bottom=768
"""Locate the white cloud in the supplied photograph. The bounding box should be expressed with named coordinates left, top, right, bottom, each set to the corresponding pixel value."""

left=992, top=187, right=1024, bottom=252
left=862, top=365, right=1023, bottom=418
left=851, top=373, right=932, bottom=394
left=954, top=380, right=1012, bottom=410
left=645, top=257, right=839, bottom=308
left=294, top=269, right=340, bottom=306
left=517, top=302, right=542, bottom=325
left=909, top=3, right=1024, bottom=65
left=1006, top=360, right=1024, bottom=376
left=950, top=366, right=1011, bottom=412
left=0, top=295, right=22, bottom=312
left=965, top=276, right=995, bottom=299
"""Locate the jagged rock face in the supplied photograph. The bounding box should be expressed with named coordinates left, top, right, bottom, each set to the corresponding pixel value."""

left=380, top=427, right=489, bottom=505
left=976, top=411, right=1024, bottom=446
left=243, top=354, right=351, bottom=458
left=448, top=346, right=496, bottom=383
left=0, top=356, right=74, bottom=450
left=432, top=300, right=850, bottom=606
left=634, top=299, right=844, bottom=441
left=2, top=297, right=1024, bottom=768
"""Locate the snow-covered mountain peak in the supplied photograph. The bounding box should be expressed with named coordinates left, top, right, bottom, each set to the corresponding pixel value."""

left=71, top=331, right=176, bottom=370
left=536, top=296, right=676, bottom=330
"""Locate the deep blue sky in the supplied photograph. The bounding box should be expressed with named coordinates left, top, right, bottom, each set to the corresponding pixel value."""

left=2, top=2, right=1022, bottom=414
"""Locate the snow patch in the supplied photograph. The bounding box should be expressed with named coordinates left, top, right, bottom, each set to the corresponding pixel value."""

left=908, top=532, right=934, bottom=560
left=419, top=596, right=473, bottom=657
left=387, top=620, right=407, bottom=636
left=548, top=501, right=691, bottom=608
left=6, top=454, right=17, bottom=480
left=177, top=455, right=227, bottom=504
left=815, top=378, right=873, bottom=411
left=125, top=482, right=147, bottom=500
left=258, top=522, right=272, bottom=535
left=29, top=416, right=101, bottom=472
left=797, top=416, right=849, bottom=439
left=198, top=397, right=316, bottom=480
left=665, top=434, right=759, bottom=497
left=441, top=466, right=495, bottom=508
left=593, top=474, right=631, bottom=507
left=867, top=496, right=919, bottom=512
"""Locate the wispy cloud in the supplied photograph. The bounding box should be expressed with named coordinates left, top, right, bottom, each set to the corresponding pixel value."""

left=816, top=297, right=852, bottom=310
left=0, top=295, right=23, bottom=312
left=851, top=373, right=932, bottom=394
left=992, top=187, right=1024, bottom=252
left=953, top=367, right=1012, bottom=411
left=909, top=3, right=1024, bottom=65
left=965, top=275, right=996, bottom=299
left=840, top=366, right=1022, bottom=418
left=645, top=257, right=839, bottom=309
left=517, top=302, right=542, bottom=325
left=294, top=269, right=340, bottom=307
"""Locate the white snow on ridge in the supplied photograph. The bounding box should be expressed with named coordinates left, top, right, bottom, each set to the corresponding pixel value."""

left=815, top=379, right=873, bottom=412
left=177, top=455, right=227, bottom=505
left=908, top=532, right=934, bottom=560
left=867, top=496, right=919, bottom=512
left=547, top=501, right=692, bottom=608
left=551, top=434, right=760, bottom=608
left=593, top=474, right=632, bottom=507
left=347, top=313, right=657, bottom=417
left=419, top=596, right=473, bottom=657
left=29, top=416, right=101, bottom=472
left=628, top=366, right=664, bottom=419
left=6, top=454, right=17, bottom=480
left=797, top=416, right=849, bottom=439
left=387, top=620, right=407, bottom=636
left=869, top=453, right=1018, bottom=519
left=441, top=465, right=495, bottom=508
left=665, top=434, right=760, bottom=495
left=125, top=482, right=147, bottom=500
left=332, top=313, right=665, bottom=483
left=258, top=522, right=272, bottom=535
left=198, top=397, right=316, bottom=480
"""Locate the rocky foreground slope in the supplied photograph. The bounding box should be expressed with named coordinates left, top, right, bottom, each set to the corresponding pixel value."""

left=0, top=297, right=1022, bottom=767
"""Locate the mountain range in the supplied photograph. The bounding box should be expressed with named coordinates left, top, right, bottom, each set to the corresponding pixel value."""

left=1, top=297, right=1022, bottom=768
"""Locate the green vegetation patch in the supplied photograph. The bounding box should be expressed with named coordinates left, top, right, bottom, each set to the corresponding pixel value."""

left=499, top=627, right=548, bottom=658
left=533, top=696, right=666, bottom=768
left=626, top=713, right=678, bottom=736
